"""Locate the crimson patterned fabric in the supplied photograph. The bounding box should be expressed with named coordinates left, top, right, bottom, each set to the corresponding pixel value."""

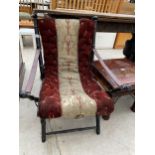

left=78, top=19, right=114, bottom=116
left=37, top=17, right=114, bottom=119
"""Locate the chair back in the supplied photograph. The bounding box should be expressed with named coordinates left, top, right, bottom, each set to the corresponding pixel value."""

left=35, top=16, right=96, bottom=69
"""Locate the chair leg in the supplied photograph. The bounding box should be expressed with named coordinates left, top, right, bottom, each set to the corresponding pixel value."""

left=102, top=115, right=110, bottom=120
left=39, top=54, right=44, bottom=80
left=41, top=119, right=46, bottom=142
left=130, top=102, right=135, bottom=112
left=96, top=115, right=100, bottom=135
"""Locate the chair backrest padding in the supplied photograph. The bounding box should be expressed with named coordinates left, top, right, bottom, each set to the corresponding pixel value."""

left=37, top=17, right=114, bottom=118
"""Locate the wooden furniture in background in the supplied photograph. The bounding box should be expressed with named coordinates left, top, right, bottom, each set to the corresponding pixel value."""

left=19, top=0, right=50, bottom=10
left=50, top=0, right=135, bottom=15
left=19, top=20, right=34, bottom=28
left=104, top=0, right=122, bottom=13
left=92, top=57, right=135, bottom=111
left=30, top=1, right=50, bottom=10
left=50, top=0, right=123, bottom=13
left=19, top=1, right=50, bottom=28
left=113, top=0, right=134, bottom=49
left=114, top=33, right=132, bottom=49
left=19, top=0, right=33, bottom=28
left=34, top=9, right=135, bottom=33
left=19, top=0, right=33, bottom=14
left=93, top=58, right=135, bottom=90
left=117, top=0, right=135, bottom=15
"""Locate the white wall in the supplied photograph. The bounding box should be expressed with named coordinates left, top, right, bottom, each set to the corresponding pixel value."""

left=95, top=32, right=116, bottom=49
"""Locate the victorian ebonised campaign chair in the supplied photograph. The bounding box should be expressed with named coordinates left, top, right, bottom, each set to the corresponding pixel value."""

left=20, top=13, right=114, bottom=142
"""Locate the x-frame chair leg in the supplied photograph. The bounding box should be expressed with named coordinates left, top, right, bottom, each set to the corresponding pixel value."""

left=96, top=115, right=100, bottom=135
left=41, top=119, right=46, bottom=143
left=41, top=115, right=101, bottom=142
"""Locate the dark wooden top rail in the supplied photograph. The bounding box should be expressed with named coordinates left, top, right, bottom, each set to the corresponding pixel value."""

left=33, top=9, right=134, bottom=22
left=33, top=9, right=135, bottom=32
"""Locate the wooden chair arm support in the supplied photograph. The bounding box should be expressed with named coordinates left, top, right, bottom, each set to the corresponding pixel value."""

left=93, top=48, right=119, bottom=88
left=24, top=49, right=41, bottom=94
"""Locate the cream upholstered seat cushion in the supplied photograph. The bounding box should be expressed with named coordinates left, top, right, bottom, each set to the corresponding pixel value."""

left=56, top=19, right=97, bottom=118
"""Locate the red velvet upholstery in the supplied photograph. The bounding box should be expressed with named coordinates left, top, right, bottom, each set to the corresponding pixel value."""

left=38, top=18, right=61, bottom=118
left=78, top=19, right=114, bottom=116
left=37, top=17, right=114, bottom=118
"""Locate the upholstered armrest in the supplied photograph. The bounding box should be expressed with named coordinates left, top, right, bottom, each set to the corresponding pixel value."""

left=22, top=49, right=41, bottom=95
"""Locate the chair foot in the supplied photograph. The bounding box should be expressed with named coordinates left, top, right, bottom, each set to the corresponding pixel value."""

left=41, top=119, right=46, bottom=142
left=96, top=115, right=100, bottom=135
left=130, top=102, right=135, bottom=112
left=40, top=74, right=44, bottom=80
left=102, top=115, right=110, bottom=120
